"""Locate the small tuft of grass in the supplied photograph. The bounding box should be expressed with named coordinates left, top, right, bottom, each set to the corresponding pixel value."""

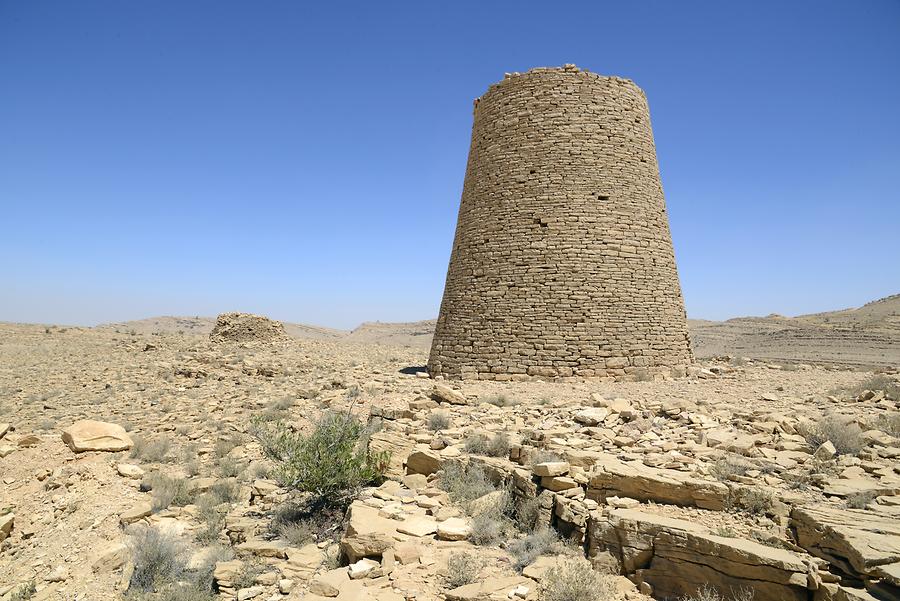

left=800, top=415, right=865, bottom=456
left=438, top=462, right=496, bottom=505
left=680, top=584, right=755, bottom=601
left=10, top=580, right=37, bottom=601
left=483, top=394, right=518, bottom=407
left=464, top=431, right=511, bottom=458
left=509, top=528, right=564, bottom=571
left=727, top=487, right=774, bottom=516
left=445, top=552, right=480, bottom=589
left=427, top=410, right=451, bottom=431
left=541, top=558, right=615, bottom=601
left=148, top=473, right=195, bottom=511
left=710, top=454, right=752, bottom=481
left=127, top=526, right=187, bottom=592
left=131, top=436, right=172, bottom=463
left=845, top=491, right=875, bottom=509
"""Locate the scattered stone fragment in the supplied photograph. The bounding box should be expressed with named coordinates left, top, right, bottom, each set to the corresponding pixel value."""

left=431, top=384, right=467, bottom=405
left=61, top=420, right=133, bottom=453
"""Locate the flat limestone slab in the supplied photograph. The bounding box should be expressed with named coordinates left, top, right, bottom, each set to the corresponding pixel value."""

left=587, top=456, right=729, bottom=510
left=792, top=504, right=900, bottom=577
left=61, top=420, right=133, bottom=452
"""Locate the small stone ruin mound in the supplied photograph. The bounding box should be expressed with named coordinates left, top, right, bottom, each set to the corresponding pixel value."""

left=209, top=312, right=286, bottom=344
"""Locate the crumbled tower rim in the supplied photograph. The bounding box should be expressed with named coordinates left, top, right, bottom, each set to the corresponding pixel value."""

left=428, top=64, right=694, bottom=380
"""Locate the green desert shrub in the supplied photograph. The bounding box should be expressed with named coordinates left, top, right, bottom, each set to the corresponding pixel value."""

left=252, top=411, right=388, bottom=500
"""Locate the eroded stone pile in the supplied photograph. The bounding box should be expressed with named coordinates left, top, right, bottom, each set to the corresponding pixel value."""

left=209, top=312, right=287, bottom=344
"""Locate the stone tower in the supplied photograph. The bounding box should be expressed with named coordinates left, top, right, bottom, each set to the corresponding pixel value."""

left=428, top=65, right=693, bottom=381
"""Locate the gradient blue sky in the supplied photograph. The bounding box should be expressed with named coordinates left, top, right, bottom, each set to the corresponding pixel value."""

left=2, top=1, right=898, bottom=329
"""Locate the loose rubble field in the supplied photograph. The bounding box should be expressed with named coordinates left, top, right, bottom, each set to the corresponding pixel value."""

left=1, top=320, right=898, bottom=601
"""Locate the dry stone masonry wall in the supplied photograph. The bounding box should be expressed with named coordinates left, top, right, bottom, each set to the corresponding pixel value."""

left=429, top=65, right=694, bottom=380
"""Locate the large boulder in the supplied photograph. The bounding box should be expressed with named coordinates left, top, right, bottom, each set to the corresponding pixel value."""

left=209, top=312, right=286, bottom=344
left=61, top=420, right=133, bottom=453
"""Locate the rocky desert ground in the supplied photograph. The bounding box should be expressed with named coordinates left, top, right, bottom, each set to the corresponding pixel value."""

left=1, top=304, right=899, bottom=601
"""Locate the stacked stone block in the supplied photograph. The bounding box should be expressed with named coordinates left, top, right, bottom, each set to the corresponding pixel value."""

left=428, top=65, right=693, bottom=380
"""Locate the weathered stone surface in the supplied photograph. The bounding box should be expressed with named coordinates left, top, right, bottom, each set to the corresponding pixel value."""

left=116, top=463, right=144, bottom=479
left=591, top=508, right=811, bottom=601
left=444, top=575, right=533, bottom=601
left=0, top=513, right=13, bottom=543
left=119, top=502, right=151, bottom=525
left=431, top=384, right=467, bottom=405
left=348, top=557, right=380, bottom=579
left=61, top=420, right=133, bottom=452
left=436, top=517, right=470, bottom=541
left=280, top=544, right=323, bottom=581
left=91, top=542, right=128, bottom=573
left=235, top=537, right=289, bottom=558
left=406, top=448, right=442, bottom=476
left=341, top=533, right=394, bottom=562
left=369, top=431, right=415, bottom=479
left=396, top=516, right=437, bottom=538
left=309, top=567, right=347, bottom=596
left=587, top=456, right=728, bottom=510
left=532, top=461, right=569, bottom=477
left=792, top=504, right=900, bottom=587
left=574, top=408, right=609, bottom=426
left=821, top=477, right=900, bottom=498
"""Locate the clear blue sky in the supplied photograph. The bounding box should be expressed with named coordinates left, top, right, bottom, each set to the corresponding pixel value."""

left=2, top=1, right=898, bottom=329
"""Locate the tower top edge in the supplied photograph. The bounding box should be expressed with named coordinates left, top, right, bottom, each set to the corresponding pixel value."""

left=476, top=64, right=645, bottom=105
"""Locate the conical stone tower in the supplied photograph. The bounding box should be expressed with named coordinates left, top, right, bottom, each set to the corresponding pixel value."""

left=428, top=65, right=694, bottom=381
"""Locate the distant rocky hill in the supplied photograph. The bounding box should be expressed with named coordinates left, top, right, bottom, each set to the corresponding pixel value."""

left=689, top=293, right=900, bottom=367
left=98, top=293, right=899, bottom=365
